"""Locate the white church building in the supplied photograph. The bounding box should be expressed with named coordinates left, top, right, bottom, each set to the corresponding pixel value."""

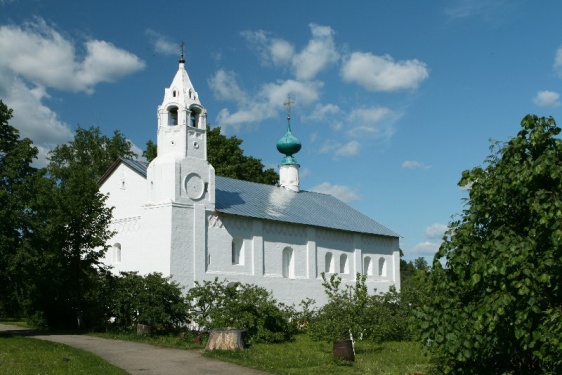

left=99, top=53, right=401, bottom=306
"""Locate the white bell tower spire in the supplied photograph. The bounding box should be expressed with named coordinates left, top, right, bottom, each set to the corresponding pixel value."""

left=147, top=42, right=215, bottom=207
left=156, top=41, right=207, bottom=160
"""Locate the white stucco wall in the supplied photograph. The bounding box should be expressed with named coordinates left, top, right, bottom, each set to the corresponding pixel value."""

left=201, top=212, right=400, bottom=306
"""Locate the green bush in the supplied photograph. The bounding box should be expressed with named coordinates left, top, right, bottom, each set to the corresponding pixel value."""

left=108, top=272, right=187, bottom=330
left=308, top=273, right=411, bottom=343
left=186, top=278, right=294, bottom=344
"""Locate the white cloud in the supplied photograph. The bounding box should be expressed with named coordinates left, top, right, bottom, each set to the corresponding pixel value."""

left=347, top=107, right=399, bottom=140
left=306, top=103, right=341, bottom=121
left=411, top=241, right=440, bottom=257
left=208, top=70, right=248, bottom=103
left=242, top=24, right=338, bottom=80
left=145, top=29, right=177, bottom=55
left=444, top=0, right=510, bottom=20
left=402, top=160, right=431, bottom=170
left=0, top=74, right=73, bottom=166
left=292, top=24, right=339, bottom=80
left=212, top=74, right=323, bottom=132
left=270, top=39, right=294, bottom=66
left=534, top=90, right=560, bottom=107
left=341, top=52, right=428, bottom=92
left=555, top=47, right=562, bottom=77
left=424, top=223, right=448, bottom=239
left=309, top=182, right=360, bottom=202
left=320, top=140, right=360, bottom=157
left=0, top=19, right=145, bottom=94
left=0, top=18, right=144, bottom=165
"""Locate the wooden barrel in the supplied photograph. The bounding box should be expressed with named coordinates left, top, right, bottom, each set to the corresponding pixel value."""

left=333, top=339, right=355, bottom=361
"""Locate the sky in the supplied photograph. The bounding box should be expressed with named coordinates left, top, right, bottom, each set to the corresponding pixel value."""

left=1, top=0, right=562, bottom=262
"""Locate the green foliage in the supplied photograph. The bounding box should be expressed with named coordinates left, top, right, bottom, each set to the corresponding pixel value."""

left=0, top=100, right=38, bottom=318
left=308, top=273, right=413, bottom=343
left=144, top=125, right=279, bottom=184
left=186, top=278, right=294, bottom=344
left=0, top=113, right=136, bottom=329
left=20, top=126, right=133, bottom=329
left=143, top=139, right=157, bottom=162
left=108, top=272, right=187, bottom=329
left=416, top=115, right=562, bottom=373
left=48, top=126, right=136, bottom=182
left=207, top=126, right=278, bottom=185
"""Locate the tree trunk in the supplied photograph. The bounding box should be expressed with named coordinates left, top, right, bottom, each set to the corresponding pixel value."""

left=136, top=323, right=153, bottom=335
left=205, top=329, right=244, bottom=351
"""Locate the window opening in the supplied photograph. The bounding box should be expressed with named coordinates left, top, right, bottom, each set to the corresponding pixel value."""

left=232, top=237, right=244, bottom=265
left=282, top=247, right=294, bottom=278
left=364, top=257, right=373, bottom=276
left=340, top=254, right=349, bottom=274
left=379, top=257, right=387, bottom=277
left=168, top=106, right=178, bottom=125
left=325, top=252, right=333, bottom=273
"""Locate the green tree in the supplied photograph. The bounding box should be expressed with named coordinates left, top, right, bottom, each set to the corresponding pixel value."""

left=48, top=126, right=136, bottom=181
left=142, top=139, right=157, bottom=163
left=143, top=126, right=278, bottom=185
left=417, top=115, right=562, bottom=373
left=108, top=272, right=187, bottom=330
left=0, top=100, right=39, bottom=317
left=24, top=126, right=136, bottom=328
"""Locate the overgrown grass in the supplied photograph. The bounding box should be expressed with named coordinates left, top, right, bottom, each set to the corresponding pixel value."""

left=204, top=335, right=429, bottom=375
left=0, top=335, right=127, bottom=375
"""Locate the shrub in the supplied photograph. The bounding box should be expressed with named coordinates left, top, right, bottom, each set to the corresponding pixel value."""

left=186, top=278, right=294, bottom=345
left=308, top=273, right=411, bottom=343
left=108, top=272, right=187, bottom=330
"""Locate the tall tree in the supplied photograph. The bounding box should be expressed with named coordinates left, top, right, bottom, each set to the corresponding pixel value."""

left=143, top=126, right=278, bottom=185
left=0, top=100, right=38, bottom=317
left=417, top=115, right=562, bottom=373
left=26, top=126, right=136, bottom=328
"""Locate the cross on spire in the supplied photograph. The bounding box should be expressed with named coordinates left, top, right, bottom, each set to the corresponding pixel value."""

left=284, top=95, right=295, bottom=119
left=180, top=40, right=185, bottom=63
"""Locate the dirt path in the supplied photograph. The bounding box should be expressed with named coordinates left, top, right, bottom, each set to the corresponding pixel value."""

left=0, top=324, right=267, bottom=375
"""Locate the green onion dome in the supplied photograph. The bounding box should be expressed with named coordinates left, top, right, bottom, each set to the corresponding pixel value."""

left=276, top=118, right=301, bottom=165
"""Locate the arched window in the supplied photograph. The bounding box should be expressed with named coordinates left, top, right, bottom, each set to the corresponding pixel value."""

left=172, top=90, right=177, bottom=97
left=379, top=257, right=387, bottom=277
left=325, top=252, right=333, bottom=273
left=231, top=237, right=244, bottom=265
left=189, top=106, right=201, bottom=128
left=168, top=106, right=178, bottom=125
left=364, top=256, right=373, bottom=276
left=113, top=243, right=121, bottom=263
left=340, top=254, right=349, bottom=274
left=282, top=247, right=294, bottom=278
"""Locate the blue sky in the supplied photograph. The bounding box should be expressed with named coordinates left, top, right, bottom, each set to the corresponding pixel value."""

left=1, top=0, right=561, bottom=261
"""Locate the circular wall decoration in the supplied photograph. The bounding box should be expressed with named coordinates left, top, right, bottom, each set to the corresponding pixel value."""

left=184, top=173, right=204, bottom=200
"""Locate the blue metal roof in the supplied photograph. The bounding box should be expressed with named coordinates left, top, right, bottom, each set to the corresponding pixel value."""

left=215, top=176, right=398, bottom=237
left=106, top=159, right=398, bottom=238
left=120, top=158, right=149, bottom=178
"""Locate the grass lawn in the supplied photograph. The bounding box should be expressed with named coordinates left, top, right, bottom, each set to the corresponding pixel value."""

left=93, top=331, right=430, bottom=374
left=206, top=335, right=430, bottom=375
left=0, top=335, right=127, bottom=375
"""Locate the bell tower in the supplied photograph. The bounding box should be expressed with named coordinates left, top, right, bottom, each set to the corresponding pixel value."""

left=156, top=42, right=207, bottom=160
left=146, top=43, right=215, bottom=207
